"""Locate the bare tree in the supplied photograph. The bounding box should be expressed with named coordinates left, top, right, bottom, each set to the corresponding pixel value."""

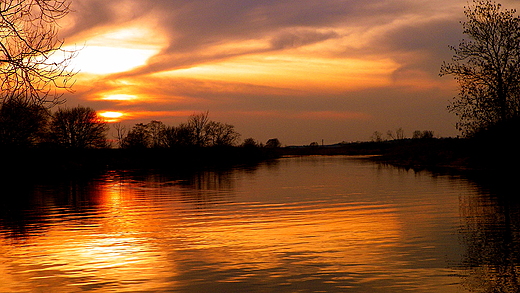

left=113, top=122, right=127, bottom=148
left=121, top=123, right=151, bottom=149
left=412, top=130, right=434, bottom=139
left=395, top=127, right=405, bottom=140
left=205, top=121, right=240, bottom=146
left=0, top=99, right=49, bottom=147
left=440, top=0, right=520, bottom=136
left=386, top=130, right=395, bottom=140
left=0, top=0, right=76, bottom=106
left=49, top=106, right=108, bottom=148
left=147, top=120, right=166, bottom=148
left=370, top=131, right=384, bottom=142
left=188, top=111, right=210, bottom=146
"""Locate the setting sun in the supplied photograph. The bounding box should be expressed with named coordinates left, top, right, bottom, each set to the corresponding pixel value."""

left=99, top=111, right=124, bottom=122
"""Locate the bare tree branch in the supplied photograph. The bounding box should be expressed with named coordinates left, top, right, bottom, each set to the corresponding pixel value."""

left=0, top=0, right=76, bottom=106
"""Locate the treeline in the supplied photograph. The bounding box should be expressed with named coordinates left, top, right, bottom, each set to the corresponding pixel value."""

left=0, top=101, right=276, bottom=150
left=115, top=112, right=242, bottom=149
left=369, top=128, right=435, bottom=143
left=0, top=100, right=107, bottom=148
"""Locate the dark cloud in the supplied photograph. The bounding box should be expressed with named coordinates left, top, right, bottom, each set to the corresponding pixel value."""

left=270, top=29, right=339, bottom=50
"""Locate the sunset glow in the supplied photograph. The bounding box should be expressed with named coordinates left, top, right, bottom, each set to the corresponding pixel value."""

left=69, top=45, right=159, bottom=75
left=56, top=0, right=485, bottom=143
left=101, top=94, right=138, bottom=101
left=99, top=111, right=124, bottom=122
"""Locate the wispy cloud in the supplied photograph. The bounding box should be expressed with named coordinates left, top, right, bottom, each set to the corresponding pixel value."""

left=60, top=0, right=505, bottom=143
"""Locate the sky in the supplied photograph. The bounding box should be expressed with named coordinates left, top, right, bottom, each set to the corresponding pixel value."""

left=56, top=0, right=520, bottom=145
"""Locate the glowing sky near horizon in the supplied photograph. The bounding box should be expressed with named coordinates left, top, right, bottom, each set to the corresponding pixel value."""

left=57, top=0, right=520, bottom=145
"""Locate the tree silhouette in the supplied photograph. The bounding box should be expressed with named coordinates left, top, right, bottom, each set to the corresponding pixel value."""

left=0, top=0, right=76, bottom=106
left=205, top=121, right=240, bottom=146
left=161, top=123, right=196, bottom=147
left=0, top=99, right=49, bottom=147
left=49, top=106, right=108, bottom=148
left=121, top=123, right=151, bottom=149
left=265, top=138, right=281, bottom=148
left=188, top=111, right=210, bottom=146
left=242, top=137, right=260, bottom=148
left=440, top=0, right=520, bottom=136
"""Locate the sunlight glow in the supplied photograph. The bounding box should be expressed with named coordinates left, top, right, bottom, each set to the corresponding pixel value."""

left=100, top=111, right=124, bottom=119
left=65, top=25, right=165, bottom=75
left=102, top=94, right=138, bottom=101
left=99, top=111, right=124, bottom=122
left=160, top=53, right=398, bottom=92
left=68, top=46, right=158, bottom=75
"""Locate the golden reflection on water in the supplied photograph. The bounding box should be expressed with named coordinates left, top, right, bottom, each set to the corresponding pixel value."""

left=0, top=157, right=491, bottom=292
left=0, top=181, right=177, bottom=292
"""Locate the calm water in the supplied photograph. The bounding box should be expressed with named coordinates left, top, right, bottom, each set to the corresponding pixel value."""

left=0, top=156, right=519, bottom=292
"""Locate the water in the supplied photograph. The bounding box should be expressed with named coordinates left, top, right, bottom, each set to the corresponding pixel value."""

left=0, top=156, right=518, bottom=292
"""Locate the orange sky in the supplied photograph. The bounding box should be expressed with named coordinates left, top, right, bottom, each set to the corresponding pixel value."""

left=55, top=0, right=520, bottom=144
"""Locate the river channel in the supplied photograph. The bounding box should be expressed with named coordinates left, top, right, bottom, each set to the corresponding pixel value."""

left=0, top=156, right=518, bottom=292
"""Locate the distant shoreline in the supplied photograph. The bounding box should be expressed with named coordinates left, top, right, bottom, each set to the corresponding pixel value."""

left=3, top=137, right=517, bottom=178
left=277, top=137, right=519, bottom=173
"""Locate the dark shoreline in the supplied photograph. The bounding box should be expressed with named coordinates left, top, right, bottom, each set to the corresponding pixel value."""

left=3, top=137, right=518, bottom=179
left=277, top=138, right=519, bottom=173
left=3, top=147, right=280, bottom=178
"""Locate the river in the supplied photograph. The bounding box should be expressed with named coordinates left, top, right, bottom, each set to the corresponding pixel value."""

left=0, top=155, right=518, bottom=292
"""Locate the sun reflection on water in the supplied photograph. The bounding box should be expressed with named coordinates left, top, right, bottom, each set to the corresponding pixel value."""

left=0, top=157, right=483, bottom=292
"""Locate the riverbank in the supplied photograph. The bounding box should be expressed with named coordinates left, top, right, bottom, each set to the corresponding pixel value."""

left=278, top=137, right=519, bottom=172
left=3, top=136, right=517, bottom=178
left=3, top=146, right=279, bottom=177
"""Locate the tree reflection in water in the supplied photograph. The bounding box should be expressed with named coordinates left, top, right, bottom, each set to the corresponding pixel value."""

left=0, top=162, right=265, bottom=240
left=459, top=172, right=520, bottom=292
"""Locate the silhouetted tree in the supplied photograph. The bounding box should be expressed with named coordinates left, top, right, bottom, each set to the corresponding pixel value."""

left=387, top=128, right=405, bottom=140
left=440, top=0, right=520, bottom=136
left=184, top=112, right=240, bottom=147
left=121, top=123, right=151, bottom=149
left=113, top=122, right=127, bottom=148
left=147, top=120, right=166, bottom=148
left=188, top=111, right=210, bottom=146
left=49, top=106, right=108, bottom=148
left=396, top=127, right=405, bottom=140
left=371, top=131, right=384, bottom=142
left=205, top=121, right=240, bottom=146
left=412, top=130, right=434, bottom=139
left=0, top=0, right=76, bottom=106
left=120, top=114, right=241, bottom=148
left=242, top=137, right=260, bottom=148
left=160, top=123, right=196, bottom=147
left=265, top=138, right=281, bottom=148
left=0, top=98, right=49, bottom=147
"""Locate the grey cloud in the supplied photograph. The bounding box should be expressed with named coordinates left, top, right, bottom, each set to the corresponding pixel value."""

left=64, top=0, right=439, bottom=76
left=64, top=0, right=473, bottom=88
left=270, top=29, right=339, bottom=50
left=62, top=0, right=145, bottom=39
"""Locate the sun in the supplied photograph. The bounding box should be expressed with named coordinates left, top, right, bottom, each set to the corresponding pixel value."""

left=99, top=111, right=124, bottom=122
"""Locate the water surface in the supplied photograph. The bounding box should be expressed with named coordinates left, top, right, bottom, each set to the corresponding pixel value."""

left=0, top=156, right=518, bottom=292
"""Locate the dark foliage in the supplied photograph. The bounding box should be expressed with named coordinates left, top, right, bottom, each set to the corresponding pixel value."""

left=0, top=99, right=49, bottom=147
left=441, top=0, right=520, bottom=136
left=49, top=106, right=108, bottom=148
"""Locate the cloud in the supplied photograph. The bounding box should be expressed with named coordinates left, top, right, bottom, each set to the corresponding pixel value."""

left=59, top=0, right=480, bottom=143
left=63, top=0, right=463, bottom=76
